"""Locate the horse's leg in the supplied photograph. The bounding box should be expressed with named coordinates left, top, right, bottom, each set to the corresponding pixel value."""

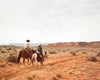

left=31, top=59, right=33, bottom=67
left=27, top=58, right=30, bottom=65
left=23, top=58, right=26, bottom=67
left=35, top=55, right=38, bottom=68
left=18, top=62, right=20, bottom=68
left=40, top=62, right=43, bottom=66
left=31, top=55, right=35, bottom=69
left=29, top=57, right=32, bottom=65
left=39, top=62, right=43, bottom=69
left=36, top=61, right=38, bottom=69
left=31, top=57, right=34, bottom=67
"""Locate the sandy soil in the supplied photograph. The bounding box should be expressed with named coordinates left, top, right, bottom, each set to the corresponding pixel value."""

left=0, top=51, right=100, bottom=80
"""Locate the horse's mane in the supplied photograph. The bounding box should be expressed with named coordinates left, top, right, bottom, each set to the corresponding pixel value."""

left=32, top=49, right=36, bottom=53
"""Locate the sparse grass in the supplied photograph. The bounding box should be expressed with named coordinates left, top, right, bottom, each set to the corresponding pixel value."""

left=0, top=63, right=6, bottom=67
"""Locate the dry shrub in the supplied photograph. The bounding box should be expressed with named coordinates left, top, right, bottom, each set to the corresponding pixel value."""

left=0, top=63, right=6, bottom=67
left=70, top=52, right=76, bottom=56
left=27, top=75, right=33, bottom=80
left=7, top=54, right=17, bottom=63
left=81, top=51, right=86, bottom=54
left=63, top=50, right=66, bottom=53
left=49, top=76, right=57, bottom=80
left=6, top=48, right=11, bottom=50
left=68, top=70, right=73, bottom=74
left=0, top=50, right=5, bottom=53
left=26, top=74, right=35, bottom=80
left=49, top=51, right=57, bottom=54
left=97, top=52, right=100, bottom=57
left=56, top=73, right=62, bottom=78
left=31, top=74, right=36, bottom=78
left=8, top=62, right=12, bottom=66
left=86, top=53, right=97, bottom=62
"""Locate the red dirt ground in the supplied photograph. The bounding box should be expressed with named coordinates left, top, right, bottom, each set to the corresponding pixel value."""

left=0, top=52, right=100, bottom=80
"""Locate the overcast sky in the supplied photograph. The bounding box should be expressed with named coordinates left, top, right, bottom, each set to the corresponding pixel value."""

left=0, top=0, right=100, bottom=44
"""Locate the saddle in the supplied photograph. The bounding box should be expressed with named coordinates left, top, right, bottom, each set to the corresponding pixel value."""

left=24, top=48, right=32, bottom=53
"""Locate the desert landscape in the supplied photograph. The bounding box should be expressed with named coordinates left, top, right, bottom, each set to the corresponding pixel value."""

left=0, top=0, right=100, bottom=80
left=0, top=42, right=100, bottom=80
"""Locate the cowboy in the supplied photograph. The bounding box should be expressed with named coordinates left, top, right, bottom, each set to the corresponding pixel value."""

left=25, top=40, right=32, bottom=53
left=37, top=44, right=44, bottom=61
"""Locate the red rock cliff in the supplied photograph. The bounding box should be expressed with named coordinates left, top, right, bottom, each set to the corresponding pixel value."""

left=47, top=41, right=100, bottom=47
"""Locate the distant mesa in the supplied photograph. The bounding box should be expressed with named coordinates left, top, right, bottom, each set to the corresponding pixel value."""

left=47, top=41, right=100, bottom=48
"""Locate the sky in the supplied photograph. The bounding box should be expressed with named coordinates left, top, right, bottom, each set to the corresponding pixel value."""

left=0, top=0, right=100, bottom=45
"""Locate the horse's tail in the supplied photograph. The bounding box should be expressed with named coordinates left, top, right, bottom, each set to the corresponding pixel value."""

left=18, top=51, right=21, bottom=63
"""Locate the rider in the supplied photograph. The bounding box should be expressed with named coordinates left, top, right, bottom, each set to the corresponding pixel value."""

left=37, top=44, right=44, bottom=61
left=25, top=39, right=32, bottom=53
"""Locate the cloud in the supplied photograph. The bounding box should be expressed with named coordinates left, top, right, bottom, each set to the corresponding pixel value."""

left=0, top=0, right=100, bottom=44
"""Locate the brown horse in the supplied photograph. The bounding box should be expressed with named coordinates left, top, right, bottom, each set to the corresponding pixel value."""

left=17, top=49, right=36, bottom=66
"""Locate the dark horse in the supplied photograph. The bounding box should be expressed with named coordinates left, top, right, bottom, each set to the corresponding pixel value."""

left=17, top=49, right=36, bottom=66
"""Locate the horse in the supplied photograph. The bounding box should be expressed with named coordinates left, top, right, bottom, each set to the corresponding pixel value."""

left=31, top=52, right=44, bottom=68
left=17, top=49, right=36, bottom=66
